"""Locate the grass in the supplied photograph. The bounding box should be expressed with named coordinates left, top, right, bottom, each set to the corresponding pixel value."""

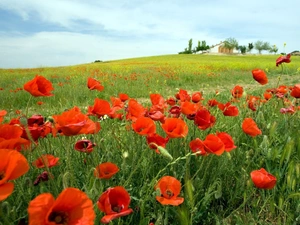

left=0, top=54, right=299, bottom=225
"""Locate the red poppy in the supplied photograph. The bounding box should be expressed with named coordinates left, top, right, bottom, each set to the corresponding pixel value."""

left=146, top=133, right=169, bottom=154
left=189, top=138, right=207, bottom=156
left=87, top=98, right=111, bottom=118
left=248, top=95, right=262, bottom=111
left=0, top=124, right=31, bottom=150
left=218, top=102, right=239, bottom=116
left=161, top=118, right=188, bottom=138
left=191, top=92, right=203, bottom=103
left=126, top=99, right=146, bottom=121
left=97, top=186, right=133, bottom=224
left=119, top=93, right=129, bottom=102
left=0, top=149, right=29, bottom=201
left=0, top=110, right=7, bottom=123
left=207, top=99, right=219, bottom=107
left=23, top=75, right=54, bottom=97
left=74, top=139, right=96, bottom=153
left=147, top=110, right=165, bottom=122
left=276, top=53, right=291, bottom=67
left=87, top=77, right=104, bottom=91
left=52, top=106, right=101, bottom=136
left=32, top=154, right=60, bottom=168
left=250, top=168, right=277, bottom=189
left=180, top=101, right=200, bottom=116
left=252, top=69, right=268, bottom=85
left=168, top=105, right=181, bottom=118
left=37, top=101, right=44, bottom=105
left=242, top=118, right=262, bottom=137
left=280, top=106, right=295, bottom=114
left=194, top=108, right=216, bottom=130
left=216, top=132, right=237, bottom=152
left=263, top=91, right=272, bottom=101
left=132, top=117, right=156, bottom=136
left=290, top=84, right=300, bottom=98
left=94, top=162, right=119, bottom=179
left=155, top=176, right=184, bottom=206
left=175, top=89, right=190, bottom=102
left=231, top=85, right=244, bottom=98
left=166, top=97, right=176, bottom=106
left=150, top=93, right=166, bottom=112
left=109, top=97, right=124, bottom=119
left=202, top=134, right=225, bottom=156
left=28, top=187, right=95, bottom=224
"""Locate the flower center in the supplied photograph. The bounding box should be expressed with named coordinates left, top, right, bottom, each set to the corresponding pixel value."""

left=0, top=171, right=5, bottom=181
left=112, top=204, right=123, bottom=213
left=48, top=211, right=68, bottom=224
left=165, top=189, right=174, bottom=199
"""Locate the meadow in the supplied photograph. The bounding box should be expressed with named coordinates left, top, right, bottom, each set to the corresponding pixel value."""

left=0, top=54, right=299, bottom=225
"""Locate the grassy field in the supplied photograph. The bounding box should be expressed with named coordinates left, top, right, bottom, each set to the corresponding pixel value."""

left=0, top=54, right=299, bottom=225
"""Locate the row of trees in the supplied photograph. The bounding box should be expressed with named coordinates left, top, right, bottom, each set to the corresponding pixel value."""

left=179, top=39, right=210, bottom=54
left=179, top=38, right=279, bottom=54
left=224, top=38, right=278, bottom=54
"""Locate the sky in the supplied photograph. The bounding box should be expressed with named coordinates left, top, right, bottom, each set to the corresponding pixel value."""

left=0, top=0, right=299, bottom=68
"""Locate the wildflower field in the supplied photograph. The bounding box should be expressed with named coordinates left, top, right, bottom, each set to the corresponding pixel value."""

left=0, top=54, right=299, bottom=225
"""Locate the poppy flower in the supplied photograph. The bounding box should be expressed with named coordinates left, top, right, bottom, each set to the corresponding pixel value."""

left=252, top=69, right=268, bottom=85
left=166, top=97, right=176, bottom=106
left=161, top=118, right=188, bottom=138
left=97, top=186, right=133, bottom=224
left=94, top=162, right=119, bottom=179
left=263, top=91, right=272, bottom=101
left=231, top=85, right=244, bottom=98
left=23, top=75, right=54, bottom=97
left=189, top=138, right=207, bottom=156
left=194, top=108, right=216, bottom=130
left=150, top=93, right=166, bottom=112
left=87, top=77, right=104, bottom=91
left=202, top=134, right=225, bottom=156
left=280, top=106, right=295, bottom=114
left=180, top=101, right=200, bottom=116
left=191, top=92, right=203, bottom=103
left=169, top=105, right=181, bottom=118
left=155, top=176, right=184, bottom=206
left=33, top=171, right=53, bottom=186
left=0, top=110, right=7, bottom=123
left=216, top=132, right=237, bottom=152
left=37, top=101, right=44, bottom=105
left=87, top=98, right=111, bottom=118
left=32, top=154, right=60, bottom=168
left=74, top=139, right=96, bottom=153
left=132, top=117, right=156, bottom=136
left=126, top=99, right=146, bottom=121
left=290, top=84, right=300, bottom=98
left=109, top=97, right=124, bottom=119
left=28, top=187, right=95, bottom=225
left=250, top=168, right=277, bottom=189
left=247, top=95, right=261, bottom=111
left=207, top=99, right=219, bottom=107
left=0, top=124, right=31, bottom=150
left=276, top=53, right=291, bottom=67
left=147, top=110, right=165, bottom=122
left=218, top=102, right=239, bottom=116
left=242, top=118, right=262, bottom=137
left=52, top=106, right=101, bottom=136
left=0, top=149, right=29, bottom=201
left=175, top=89, right=190, bottom=102
left=146, top=133, right=169, bottom=154
left=119, top=93, right=129, bottom=102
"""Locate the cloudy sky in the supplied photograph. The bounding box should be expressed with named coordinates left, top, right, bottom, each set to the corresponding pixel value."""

left=0, top=0, right=298, bottom=68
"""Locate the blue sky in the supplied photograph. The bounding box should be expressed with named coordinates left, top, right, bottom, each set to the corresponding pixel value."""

left=0, top=0, right=299, bottom=68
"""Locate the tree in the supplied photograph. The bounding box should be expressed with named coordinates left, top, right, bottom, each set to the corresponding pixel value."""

left=254, top=41, right=271, bottom=54
left=194, top=40, right=210, bottom=53
left=269, top=45, right=279, bottom=54
left=178, top=38, right=193, bottom=54
left=238, top=45, right=247, bottom=54
left=224, top=37, right=239, bottom=51
left=248, top=43, right=254, bottom=53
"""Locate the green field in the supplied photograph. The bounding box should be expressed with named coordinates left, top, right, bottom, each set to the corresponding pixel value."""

left=0, top=54, right=299, bottom=225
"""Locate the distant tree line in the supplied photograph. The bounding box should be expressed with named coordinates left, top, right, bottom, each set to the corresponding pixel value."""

left=179, top=38, right=279, bottom=55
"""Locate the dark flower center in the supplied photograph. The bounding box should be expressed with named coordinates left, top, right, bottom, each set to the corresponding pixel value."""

left=165, top=189, right=174, bottom=199
left=0, top=171, right=5, bottom=180
left=112, top=205, right=123, bottom=213
left=48, top=211, right=68, bottom=224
